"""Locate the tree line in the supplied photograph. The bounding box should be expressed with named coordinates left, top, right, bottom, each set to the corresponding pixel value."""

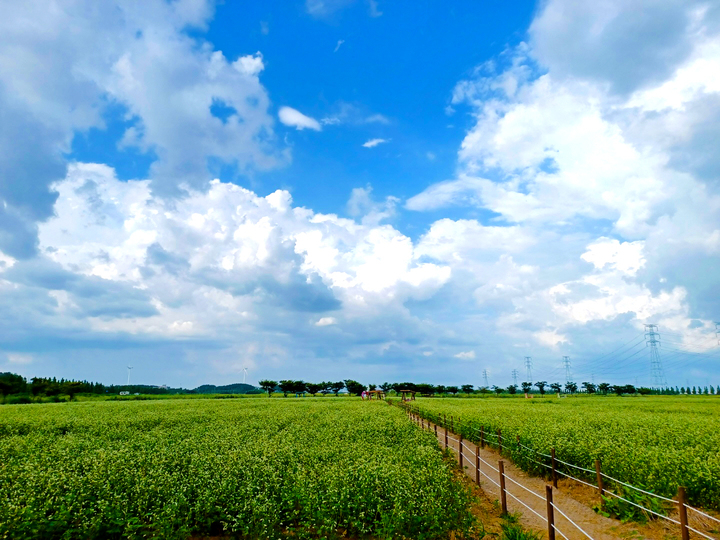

left=0, top=372, right=190, bottom=403
left=257, top=379, right=719, bottom=397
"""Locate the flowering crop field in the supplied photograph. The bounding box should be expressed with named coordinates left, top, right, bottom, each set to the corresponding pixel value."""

left=408, top=396, right=720, bottom=509
left=0, top=398, right=474, bottom=540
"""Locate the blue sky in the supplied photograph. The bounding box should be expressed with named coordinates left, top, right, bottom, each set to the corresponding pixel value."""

left=1, top=0, right=719, bottom=389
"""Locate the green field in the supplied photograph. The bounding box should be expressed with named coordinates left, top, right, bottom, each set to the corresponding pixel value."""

left=0, top=398, right=474, bottom=540
left=406, top=395, right=720, bottom=509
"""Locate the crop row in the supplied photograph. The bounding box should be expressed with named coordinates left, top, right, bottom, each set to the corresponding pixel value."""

left=405, top=395, right=720, bottom=510
left=0, top=399, right=474, bottom=539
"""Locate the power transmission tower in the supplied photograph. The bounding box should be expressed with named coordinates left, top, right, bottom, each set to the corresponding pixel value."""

left=127, top=366, right=133, bottom=386
left=645, top=324, right=667, bottom=388
left=482, top=370, right=489, bottom=388
left=511, top=369, right=518, bottom=386
left=524, top=357, right=533, bottom=383
left=563, top=356, right=572, bottom=383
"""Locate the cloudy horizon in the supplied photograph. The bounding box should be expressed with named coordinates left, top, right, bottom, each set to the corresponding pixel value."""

left=1, top=0, right=719, bottom=389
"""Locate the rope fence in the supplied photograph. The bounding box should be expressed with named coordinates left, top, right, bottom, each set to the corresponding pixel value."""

left=401, top=402, right=720, bottom=540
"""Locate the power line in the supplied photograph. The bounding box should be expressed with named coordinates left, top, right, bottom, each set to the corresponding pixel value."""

left=563, top=356, right=572, bottom=383
left=524, top=357, right=533, bottom=383
left=645, top=324, right=667, bottom=388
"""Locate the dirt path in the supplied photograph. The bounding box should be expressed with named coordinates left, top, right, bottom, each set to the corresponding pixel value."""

left=412, top=414, right=701, bottom=540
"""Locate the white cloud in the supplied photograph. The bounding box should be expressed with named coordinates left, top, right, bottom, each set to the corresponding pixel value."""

left=315, top=317, right=337, bottom=326
left=278, top=106, right=322, bottom=131
left=334, top=40, right=344, bottom=53
left=26, top=163, right=451, bottom=351
left=368, top=0, right=382, bottom=18
left=0, top=0, right=284, bottom=253
left=454, top=351, right=476, bottom=360
left=362, top=138, right=389, bottom=148
left=5, top=353, right=33, bottom=365
left=364, top=114, right=390, bottom=124
left=581, top=238, right=645, bottom=276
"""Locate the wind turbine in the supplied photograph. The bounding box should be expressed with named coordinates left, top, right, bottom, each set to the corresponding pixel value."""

left=243, top=367, right=248, bottom=384
left=127, top=366, right=133, bottom=386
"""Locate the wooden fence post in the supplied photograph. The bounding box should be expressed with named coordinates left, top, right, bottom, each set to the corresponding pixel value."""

left=551, top=448, right=558, bottom=488
left=434, top=424, right=437, bottom=438
left=678, top=486, right=690, bottom=540
left=459, top=435, right=464, bottom=469
left=445, top=423, right=448, bottom=450
left=595, top=460, right=604, bottom=496
left=475, top=448, right=480, bottom=485
left=480, top=426, right=485, bottom=449
left=497, top=428, right=502, bottom=454
left=546, top=485, right=555, bottom=540
left=451, top=415, right=454, bottom=433
left=499, top=460, right=508, bottom=515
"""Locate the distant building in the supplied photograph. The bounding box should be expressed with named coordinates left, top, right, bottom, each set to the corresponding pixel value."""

left=119, top=391, right=130, bottom=396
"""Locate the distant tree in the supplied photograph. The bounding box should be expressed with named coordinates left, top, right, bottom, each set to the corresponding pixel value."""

left=507, top=384, right=518, bottom=395
left=306, top=383, right=322, bottom=396
left=319, top=382, right=332, bottom=396
left=461, top=384, right=474, bottom=394
left=703, top=386, right=709, bottom=395
left=344, top=380, right=365, bottom=396
left=380, top=382, right=392, bottom=393
left=637, top=387, right=652, bottom=395
left=479, top=386, right=489, bottom=395
left=446, top=386, right=459, bottom=395
left=565, top=382, right=578, bottom=394
left=534, top=381, right=547, bottom=395
left=521, top=382, right=533, bottom=394
left=492, top=385, right=504, bottom=395
left=292, top=381, right=307, bottom=396
left=368, top=384, right=377, bottom=391
left=279, top=380, right=294, bottom=397
left=416, top=383, right=435, bottom=395
left=62, top=381, right=84, bottom=401
left=30, top=377, right=49, bottom=397
left=0, top=372, right=27, bottom=396
left=581, top=382, right=596, bottom=394
left=259, top=380, right=277, bottom=397
left=550, top=382, right=562, bottom=395
left=330, top=381, right=345, bottom=396
left=711, top=385, right=716, bottom=395
left=613, top=384, right=635, bottom=396
left=692, top=386, right=697, bottom=395
left=435, top=385, right=446, bottom=395
left=597, top=383, right=610, bottom=395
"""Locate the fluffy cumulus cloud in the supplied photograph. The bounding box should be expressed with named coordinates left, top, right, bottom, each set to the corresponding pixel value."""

left=407, top=0, right=720, bottom=384
left=0, top=0, right=282, bottom=259
left=0, top=163, right=453, bottom=383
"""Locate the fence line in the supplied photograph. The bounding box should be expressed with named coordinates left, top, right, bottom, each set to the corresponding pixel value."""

left=400, top=401, right=720, bottom=540
left=406, top=406, right=595, bottom=540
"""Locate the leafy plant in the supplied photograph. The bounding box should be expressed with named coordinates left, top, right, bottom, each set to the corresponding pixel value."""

left=594, top=487, right=668, bottom=524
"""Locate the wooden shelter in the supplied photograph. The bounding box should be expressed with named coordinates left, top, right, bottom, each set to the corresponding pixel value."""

left=366, top=390, right=386, bottom=400
left=398, top=389, right=416, bottom=401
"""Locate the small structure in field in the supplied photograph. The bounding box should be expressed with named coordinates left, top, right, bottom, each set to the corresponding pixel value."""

left=366, top=390, right=385, bottom=400
left=398, top=389, right=416, bottom=401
